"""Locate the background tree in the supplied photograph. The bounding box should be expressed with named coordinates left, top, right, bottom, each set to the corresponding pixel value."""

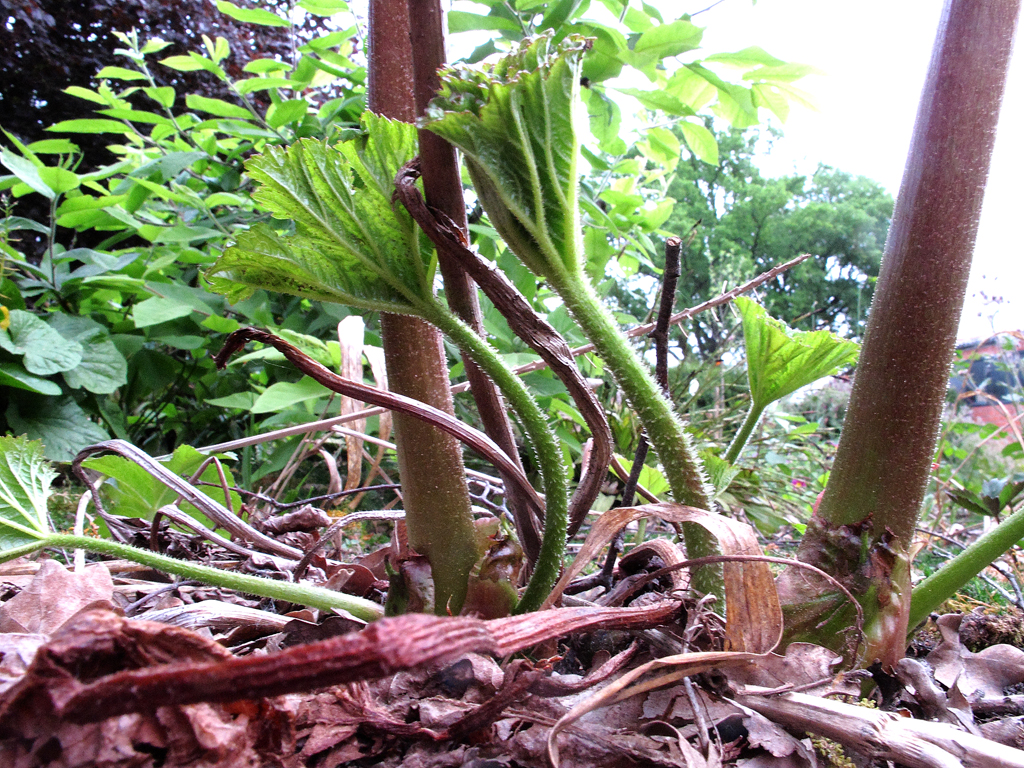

left=0, top=0, right=302, bottom=149
left=606, top=126, right=892, bottom=362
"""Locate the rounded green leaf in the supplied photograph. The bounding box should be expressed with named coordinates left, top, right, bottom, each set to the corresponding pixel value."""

left=0, top=311, right=83, bottom=375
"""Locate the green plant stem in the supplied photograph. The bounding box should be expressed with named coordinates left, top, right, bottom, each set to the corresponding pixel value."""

left=20, top=534, right=385, bottom=621
left=908, top=505, right=1024, bottom=632
left=426, top=307, right=569, bottom=614
left=724, top=404, right=764, bottom=465
left=551, top=272, right=722, bottom=594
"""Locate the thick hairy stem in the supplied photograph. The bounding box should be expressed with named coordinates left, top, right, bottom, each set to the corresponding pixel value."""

left=781, top=0, right=1020, bottom=666
left=426, top=308, right=569, bottom=614
left=368, top=0, right=478, bottom=615
left=36, top=534, right=385, bottom=620
left=407, top=0, right=540, bottom=562
left=552, top=273, right=723, bottom=597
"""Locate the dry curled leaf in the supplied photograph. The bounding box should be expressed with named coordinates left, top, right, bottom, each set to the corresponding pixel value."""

left=543, top=503, right=782, bottom=655
left=928, top=613, right=1024, bottom=706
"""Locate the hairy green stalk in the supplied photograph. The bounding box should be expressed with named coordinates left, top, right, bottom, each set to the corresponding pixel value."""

left=424, top=306, right=569, bottom=613
left=724, top=406, right=764, bottom=466
left=550, top=271, right=721, bottom=591
left=3, top=534, right=385, bottom=621
left=554, top=274, right=711, bottom=510
left=424, top=34, right=720, bottom=595
left=908, top=503, right=1024, bottom=632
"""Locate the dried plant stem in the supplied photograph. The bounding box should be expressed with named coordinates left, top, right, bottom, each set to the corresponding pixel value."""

left=188, top=255, right=811, bottom=461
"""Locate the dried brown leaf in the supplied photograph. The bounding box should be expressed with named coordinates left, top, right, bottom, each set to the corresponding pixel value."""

left=724, top=643, right=842, bottom=693
left=546, top=648, right=765, bottom=767
left=928, top=613, right=1024, bottom=706
left=0, top=560, right=114, bottom=635
left=0, top=633, right=46, bottom=695
left=739, top=707, right=817, bottom=765
left=543, top=503, right=782, bottom=654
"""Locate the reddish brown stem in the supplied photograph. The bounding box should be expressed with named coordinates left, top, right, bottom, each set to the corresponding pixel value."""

left=395, top=160, right=612, bottom=537
left=214, top=328, right=543, bottom=514
left=782, top=0, right=1021, bottom=666
left=6, top=603, right=680, bottom=727
left=366, top=0, right=478, bottom=614
left=406, top=0, right=542, bottom=562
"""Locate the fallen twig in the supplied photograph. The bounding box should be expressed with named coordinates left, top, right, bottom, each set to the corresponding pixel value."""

left=734, top=685, right=1024, bottom=768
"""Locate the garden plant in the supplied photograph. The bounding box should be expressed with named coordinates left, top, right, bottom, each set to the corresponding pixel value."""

left=0, top=0, right=1022, bottom=764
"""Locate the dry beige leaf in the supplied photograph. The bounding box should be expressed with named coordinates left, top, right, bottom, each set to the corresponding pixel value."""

left=739, top=707, right=817, bottom=765
left=0, top=633, right=46, bottom=694
left=725, top=642, right=842, bottom=693
left=337, top=316, right=367, bottom=492
left=542, top=503, right=782, bottom=654
left=547, top=648, right=767, bottom=767
left=929, top=613, right=1024, bottom=705
left=0, top=560, right=114, bottom=635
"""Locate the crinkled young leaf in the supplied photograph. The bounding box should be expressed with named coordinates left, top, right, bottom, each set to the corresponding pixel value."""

left=736, top=296, right=860, bottom=409
left=423, top=34, right=589, bottom=282
left=0, top=437, right=55, bottom=550
left=210, top=114, right=435, bottom=314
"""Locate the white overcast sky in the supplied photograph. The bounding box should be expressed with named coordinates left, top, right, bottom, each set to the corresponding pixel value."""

left=692, top=0, right=1023, bottom=343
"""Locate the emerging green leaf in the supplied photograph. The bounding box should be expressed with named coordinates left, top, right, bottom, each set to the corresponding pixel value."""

left=210, top=113, right=436, bottom=315
left=0, top=437, right=55, bottom=550
left=736, top=296, right=860, bottom=410
left=423, top=34, right=589, bottom=283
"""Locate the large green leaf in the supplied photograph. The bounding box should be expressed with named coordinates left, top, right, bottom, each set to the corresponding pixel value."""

left=251, top=377, right=332, bottom=414
left=736, top=296, right=860, bottom=409
left=48, top=315, right=128, bottom=394
left=0, top=310, right=83, bottom=376
left=84, top=445, right=242, bottom=530
left=210, top=113, right=436, bottom=314
left=630, top=19, right=703, bottom=76
left=0, top=363, right=62, bottom=395
left=0, top=437, right=55, bottom=550
left=6, top=395, right=109, bottom=462
left=423, top=34, right=589, bottom=282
